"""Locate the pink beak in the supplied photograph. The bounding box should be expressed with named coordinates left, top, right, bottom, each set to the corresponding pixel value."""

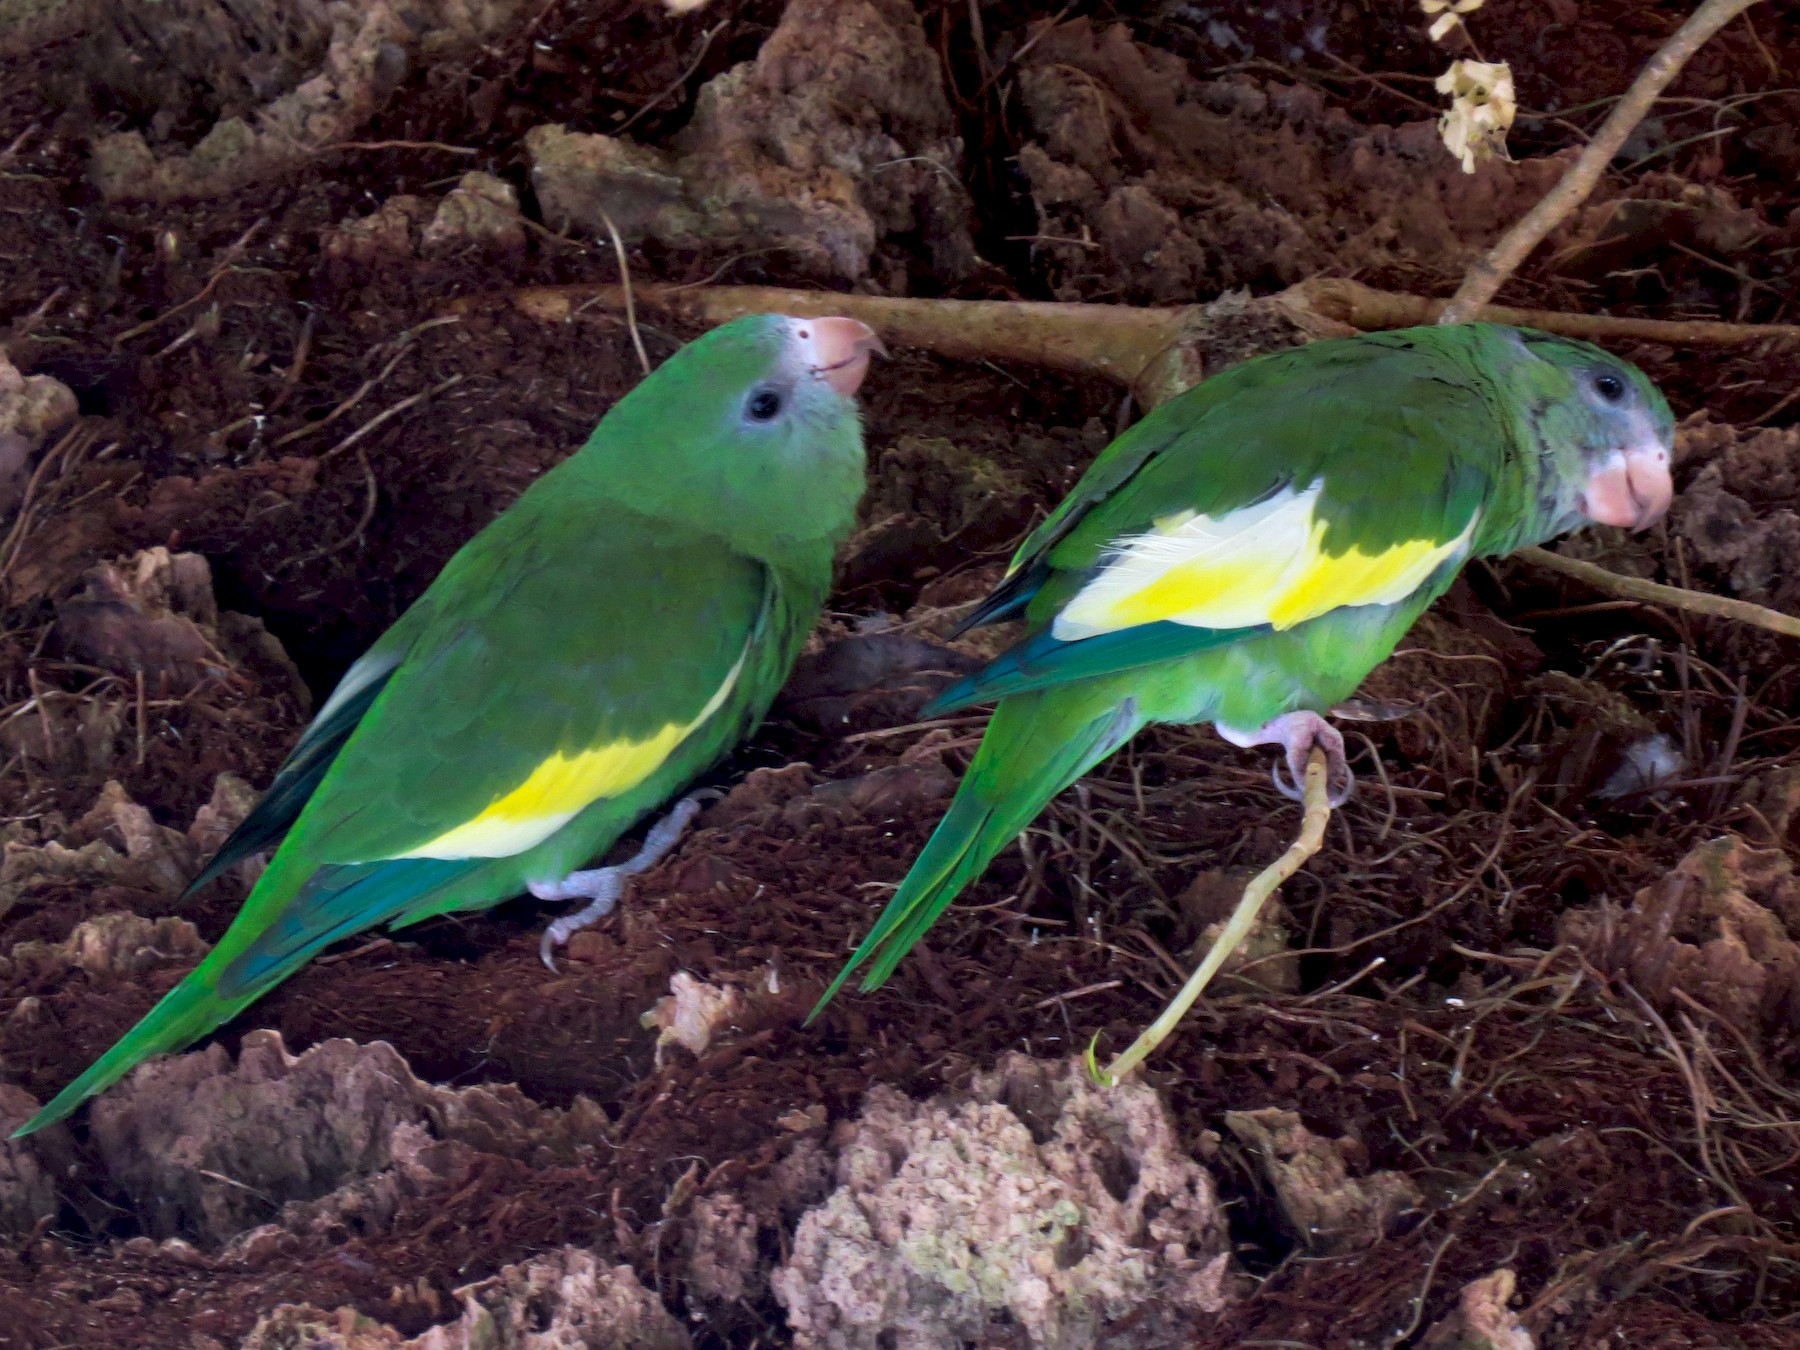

left=1580, top=441, right=1673, bottom=531
left=797, top=317, right=884, bottom=397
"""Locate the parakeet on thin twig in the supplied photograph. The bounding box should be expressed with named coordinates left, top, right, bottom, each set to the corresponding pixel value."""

left=814, top=323, right=1673, bottom=1013
left=19, top=313, right=881, bottom=1137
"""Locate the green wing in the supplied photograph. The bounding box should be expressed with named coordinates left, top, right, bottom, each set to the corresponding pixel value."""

left=292, top=508, right=770, bottom=868
left=937, top=333, right=1502, bottom=706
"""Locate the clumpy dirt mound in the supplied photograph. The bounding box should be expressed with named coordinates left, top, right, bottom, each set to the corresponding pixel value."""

left=1668, top=418, right=1800, bottom=619
left=1561, top=834, right=1800, bottom=1041
left=1009, top=18, right=1785, bottom=310
left=773, top=1054, right=1232, bottom=1349
left=1011, top=19, right=1574, bottom=303
left=243, top=1252, right=691, bottom=1349
left=84, top=1030, right=615, bottom=1243
left=1221, top=1107, right=1420, bottom=1256
left=76, top=0, right=538, bottom=201
left=528, top=0, right=977, bottom=288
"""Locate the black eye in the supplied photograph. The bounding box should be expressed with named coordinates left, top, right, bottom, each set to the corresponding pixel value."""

left=1594, top=373, right=1626, bottom=402
left=746, top=387, right=784, bottom=422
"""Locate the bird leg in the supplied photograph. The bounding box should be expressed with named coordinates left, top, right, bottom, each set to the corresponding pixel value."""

left=531, top=789, right=720, bottom=971
left=1216, top=711, right=1355, bottom=807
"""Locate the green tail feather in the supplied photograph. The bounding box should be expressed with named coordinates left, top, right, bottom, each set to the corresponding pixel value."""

left=13, top=953, right=258, bottom=1137
left=809, top=689, right=1142, bottom=1021
left=14, top=851, right=484, bottom=1137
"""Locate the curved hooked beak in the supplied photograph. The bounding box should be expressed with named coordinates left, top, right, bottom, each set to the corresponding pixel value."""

left=1580, top=437, right=1673, bottom=531
left=796, top=316, right=885, bottom=397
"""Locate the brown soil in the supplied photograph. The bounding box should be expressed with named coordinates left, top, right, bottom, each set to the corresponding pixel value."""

left=3, top=1, right=1800, bottom=1347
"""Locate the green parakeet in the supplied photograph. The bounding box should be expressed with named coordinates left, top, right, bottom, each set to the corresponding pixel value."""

left=817, top=323, right=1673, bottom=1009
left=20, top=313, right=881, bottom=1136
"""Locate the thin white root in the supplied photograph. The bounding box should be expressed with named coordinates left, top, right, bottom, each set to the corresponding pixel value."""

left=1101, top=746, right=1333, bottom=1085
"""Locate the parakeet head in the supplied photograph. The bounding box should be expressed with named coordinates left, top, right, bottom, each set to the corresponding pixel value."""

left=1509, top=328, right=1675, bottom=533
left=578, top=312, right=880, bottom=557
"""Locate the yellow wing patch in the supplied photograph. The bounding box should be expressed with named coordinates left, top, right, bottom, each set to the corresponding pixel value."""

left=1053, top=483, right=1477, bottom=640
left=398, top=651, right=747, bottom=860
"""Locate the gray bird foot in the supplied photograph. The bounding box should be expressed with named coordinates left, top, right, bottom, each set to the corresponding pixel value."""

left=1216, top=711, right=1354, bottom=807
left=531, top=789, right=721, bottom=971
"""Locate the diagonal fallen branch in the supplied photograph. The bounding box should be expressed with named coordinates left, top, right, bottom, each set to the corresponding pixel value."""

left=1300, top=277, right=1800, bottom=349
left=1440, top=0, right=1773, bottom=322
left=1097, top=746, right=1333, bottom=1085
left=1518, top=546, right=1800, bottom=640
left=466, top=277, right=1800, bottom=412
left=457, top=283, right=1211, bottom=408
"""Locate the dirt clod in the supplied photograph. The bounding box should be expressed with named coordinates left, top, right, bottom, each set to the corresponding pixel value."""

left=0, top=348, right=76, bottom=445
left=245, top=1252, right=691, bottom=1350
left=773, top=1054, right=1232, bottom=1349
left=527, top=0, right=974, bottom=285
left=1222, top=1107, right=1422, bottom=1254
left=1560, top=834, right=1800, bottom=1040
left=85, top=0, right=534, bottom=200
left=89, top=1030, right=614, bottom=1243
left=1420, top=1268, right=1533, bottom=1350
left=0, top=1084, right=58, bottom=1237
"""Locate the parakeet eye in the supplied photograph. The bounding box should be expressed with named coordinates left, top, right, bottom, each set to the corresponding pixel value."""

left=1593, top=373, right=1626, bottom=402
left=745, top=387, right=785, bottom=423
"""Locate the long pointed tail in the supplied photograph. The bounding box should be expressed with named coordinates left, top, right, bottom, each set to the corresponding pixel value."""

left=13, top=954, right=264, bottom=1137
left=811, top=685, right=1143, bottom=1018
left=14, top=851, right=482, bottom=1137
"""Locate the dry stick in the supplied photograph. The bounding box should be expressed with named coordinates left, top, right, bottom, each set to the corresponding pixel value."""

left=596, top=208, right=652, bottom=377
left=263, top=310, right=315, bottom=416
left=615, top=19, right=727, bottom=138
left=312, top=140, right=478, bottom=156
left=469, top=285, right=1195, bottom=405
left=491, top=282, right=1800, bottom=644
left=1440, top=0, right=1772, bottom=323
left=476, top=281, right=1800, bottom=413
left=1517, top=546, right=1800, bottom=640
left=111, top=217, right=267, bottom=347
left=1297, top=277, right=1800, bottom=349
left=316, top=375, right=464, bottom=464
left=1099, top=747, right=1333, bottom=1085
left=486, top=281, right=1797, bottom=652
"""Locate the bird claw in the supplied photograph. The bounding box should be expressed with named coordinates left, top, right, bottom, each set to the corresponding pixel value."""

left=1221, top=711, right=1354, bottom=808
left=530, top=789, right=721, bottom=972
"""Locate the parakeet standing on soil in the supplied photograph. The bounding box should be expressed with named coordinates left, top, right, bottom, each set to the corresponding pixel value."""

left=817, top=324, right=1673, bottom=1008
left=20, top=313, right=881, bottom=1136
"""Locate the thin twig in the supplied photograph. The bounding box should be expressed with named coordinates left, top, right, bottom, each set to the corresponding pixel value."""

left=597, top=208, right=652, bottom=377
left=0, top=122, right=39, bottom=168
left=264, top=310, right=315, bottom=416
left=1391, top=1228, right=1460, bottom=1343
left=110, top=218, right=267, bottom=346
left=135, top=669, right=146, bottom=767
left=316, top=375, right=464, bottom=464
left=280, top=450, right=380, bottom=572
left=271, top=317, right=460, bottom=450
left=6, top=284, right=64, bottom=343
left=1031, top=980, right=1123, bottom=1011
left=312, top=140, right=478, bottom=156
left=1518, top=546, right=1800, bottom=640
left=1441, top=0, right=1772, bottom=322
left=1101, top=747, right=1333, bottom=1085
left=615, top=20, right=727, bottom=137
left=1297, top=277, right=1800, bottom=348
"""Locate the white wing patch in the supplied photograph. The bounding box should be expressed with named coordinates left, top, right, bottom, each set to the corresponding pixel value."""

left=1053, top=482, right=1477, bottom=640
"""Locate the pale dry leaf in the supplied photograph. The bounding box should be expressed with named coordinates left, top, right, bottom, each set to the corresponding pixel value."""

left=1436, top=59, right=1516, bottom=174
left=1421, top=0, right=1485, bottom=42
